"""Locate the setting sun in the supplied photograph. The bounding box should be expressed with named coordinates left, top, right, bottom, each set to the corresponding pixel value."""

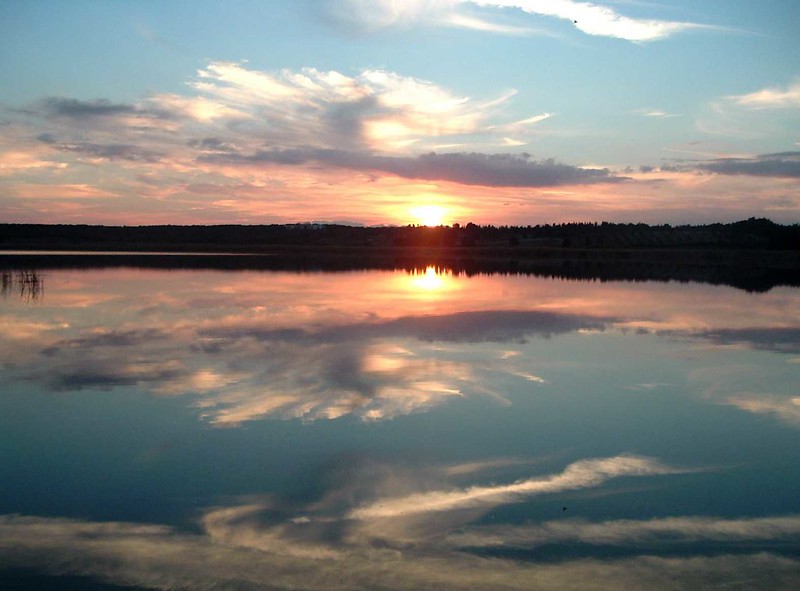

left=411, top=205, right=447, bottom=227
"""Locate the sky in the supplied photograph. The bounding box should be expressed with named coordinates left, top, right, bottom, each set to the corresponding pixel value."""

left=1, top=0, right=799, bottom=227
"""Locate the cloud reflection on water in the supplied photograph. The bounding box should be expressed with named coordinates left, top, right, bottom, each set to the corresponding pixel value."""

left=1, top=268, right=800, bottom=428
left=11, top=307, right=606, bottom=425
left=347, top=455, right=676, bottom=519
left=2, top=262, right=799, bottom=589
left=1, top=452, right=798, bottom=591
left=5, top=511, right=798, bottom=591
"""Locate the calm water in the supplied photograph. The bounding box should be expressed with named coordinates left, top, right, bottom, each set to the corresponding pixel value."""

left=1, top=266, right=799, bottom=590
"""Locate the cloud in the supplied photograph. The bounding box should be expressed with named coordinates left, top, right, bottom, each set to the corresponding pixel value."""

left=470, top=0, right=714, bottom=42
left=448, top=514, right=800, bottom=549
left=696, top=327, right=800, bottom=354
left=38, top=97, right=172, bottom=122
left=696, top=152, right=800, bottom=179
left=321, top=0, right=717, bottom=42
left=0, top=149, right=67, bottom=175
left=659, top=150, right=800, bottom=179
left=686, top=363, right=800, bottom=429
left=189, top=61, right=508, bottom=152
left=14, top=61, right=619, bottom=203
left=43, top=140, right=165, bottom=163
left=698, top=82, right=800, bottom=139
left=39, top=97, right=141, bottom=119
left=12, top=308, right=608, bottom=425
left=1, top=450, right=794, bottom=591
left=728, top=81, right=800, bottom=110
left=25, top=62, right=543, bottom=159
left=203, top=309, right=614, bottom=345
left=203, top=148, right=624, bottom=187
left=3, top=512, right=799, bottom=591
left=21, top=330, right=446, bottom=424
left=49, top=328, right=170, bottom=350
left=444, top=10, right=544, bottom=35
left=30, top=359, right=187, bottom=392
left=725, top=396, right=800, bottom=427
left=348, top=455, right=677, bottom=519
left=190, top=342, right=480, bottom=425
left=635, top=108, right=681, bottom=118
left=442, top=457, right=540, bottom=477
left=6, top=184, right=120, bottom=199
left=322, top=0, right=461, bottom=32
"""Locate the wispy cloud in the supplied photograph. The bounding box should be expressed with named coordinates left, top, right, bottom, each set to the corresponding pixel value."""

left=3, top=511, right=799, bottom=591
left=635, top=108, right=681, bottom=118
left=321, top=0, right=461, bottom=33
left=15, top=305, right=614, bottom=425
left=322, top=0, right=718, bottom=42
left=22, top=62, right=558, bottom=165
left=725, top=395, right=800, bottom=426
left=469, top=0, right=715, bottom=42
left=6, top=59, right=636, bottom=219
left=687, top=363, right=800, bottom=428
left=698, top=80, right=800, bottom=139
left=448, top=514, right=800, bottom=548
left=348, top=455, right=677, bottom=518
left=7, top=184, right=120, bottom=200
left=190, top=61, right=509, bottom=152
left=728, top=81, right=800, bottom=110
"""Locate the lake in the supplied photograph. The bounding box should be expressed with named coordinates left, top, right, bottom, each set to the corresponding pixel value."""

left=1, top=264, right=799, bottom=590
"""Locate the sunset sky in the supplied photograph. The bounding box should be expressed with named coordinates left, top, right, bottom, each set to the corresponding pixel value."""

left=1, top=0, right=798, bottom=226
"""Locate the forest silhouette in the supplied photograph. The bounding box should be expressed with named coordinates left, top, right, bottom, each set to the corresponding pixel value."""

left=1, top=218, right=799, bottom=292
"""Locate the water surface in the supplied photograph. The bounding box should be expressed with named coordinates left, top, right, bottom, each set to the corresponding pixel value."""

left=1, top=266, right=799, bottom=589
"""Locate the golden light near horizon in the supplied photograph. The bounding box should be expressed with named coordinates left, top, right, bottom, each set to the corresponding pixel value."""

left=415, top=266, right=445, bottom=290
left=410, top=204, right=447, bottom=227
left=407, top=266, right=460, bottom=296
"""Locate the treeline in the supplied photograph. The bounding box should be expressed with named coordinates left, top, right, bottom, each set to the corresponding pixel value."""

left=1, top=217, right=798, bottom=252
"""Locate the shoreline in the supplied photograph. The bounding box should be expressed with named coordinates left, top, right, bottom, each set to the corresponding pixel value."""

left=2, top=244, right=799, bottom=293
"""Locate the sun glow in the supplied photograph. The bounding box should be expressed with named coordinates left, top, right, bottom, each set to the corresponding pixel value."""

left=415, top=266, right=445, bottom=290
left=411, top=204, right=447, bottom=226
left=408, top=266, right=460, bottom=295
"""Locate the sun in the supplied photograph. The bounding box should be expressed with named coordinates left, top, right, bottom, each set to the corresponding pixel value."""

left=411, top=204, right=447, bottom=227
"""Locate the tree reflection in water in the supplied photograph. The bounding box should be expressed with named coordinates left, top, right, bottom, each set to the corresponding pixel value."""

left=1, top=270, right=43, bottom=303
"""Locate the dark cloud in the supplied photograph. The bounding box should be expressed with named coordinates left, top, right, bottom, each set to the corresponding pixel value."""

left=696, top=327, right=800, bottom=354
left=27, top=360, right=185, bottom=392
left=372, top=310, right=611, bottom=342
left=202, top=310, right=613, bottom=345
left=38, top=97, right=172, bottom=120
left=697, top=152, right=800, bottom=179
left=189, top=137, right=239, bottom=152
left=40, top=97, right=138, bottom=118
left=48, top=328, right=169, bottom=350
left=49, top=367, right=181, bottom=391
left=29, top=329, right=178, bottom=391
left=36, top=133, right=164, bottom=162
left=200, top=148, right=624, bottom=187
left=324, top=96, right=384, bottom=148
left=372, top=152, right=622, bottom=187
left=35, top=132, right=56, bottom=144
left=46, top=141, right=165, bottom=163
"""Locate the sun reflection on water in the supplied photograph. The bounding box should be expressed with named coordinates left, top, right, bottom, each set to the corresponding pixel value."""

left=409, top=266, right=454, bottom=293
